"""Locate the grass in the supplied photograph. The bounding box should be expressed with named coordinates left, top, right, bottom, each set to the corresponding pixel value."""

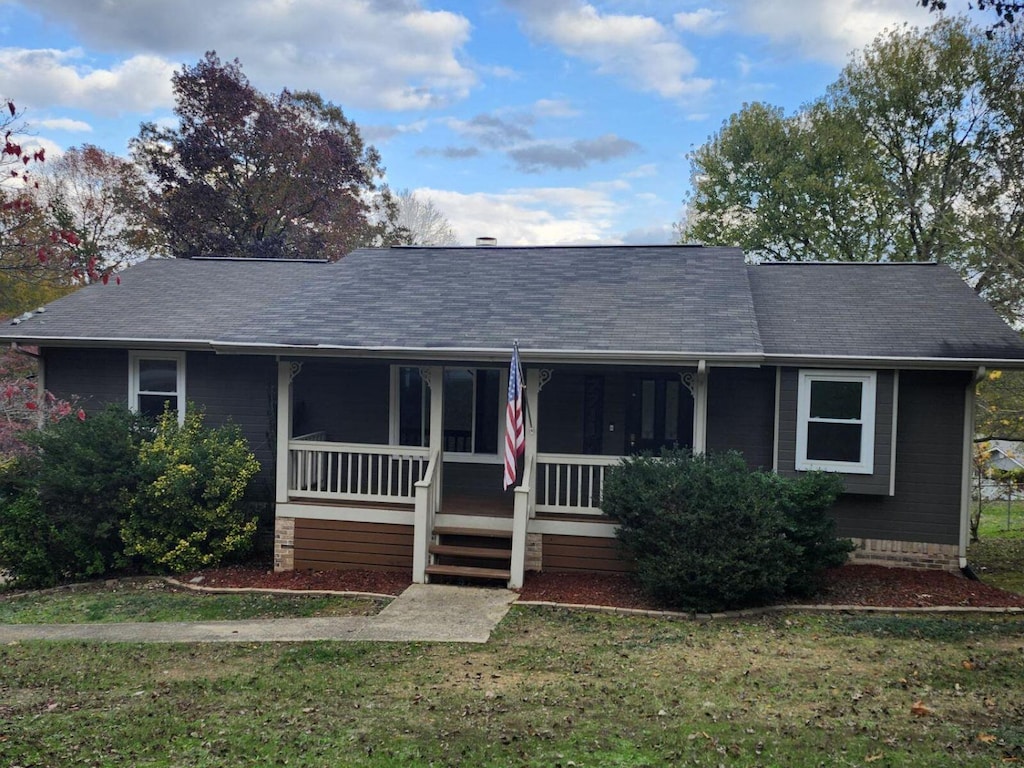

left=970, top=502, right=1024, bottom=595
left=2, top=609, right=1023, bottom=766
left=0, top=580, right=387, bottom=624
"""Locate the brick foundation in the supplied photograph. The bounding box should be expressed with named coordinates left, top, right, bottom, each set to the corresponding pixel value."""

left=274, top=516, right=295, bottom=572
left=525, top=532, right=543, bottom=572
left=848, top=537, right=960, bottom=571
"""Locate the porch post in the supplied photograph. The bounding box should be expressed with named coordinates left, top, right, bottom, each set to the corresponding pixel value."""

left=692, top=359, right=708, bottom=454
left=275, top=361, right=295, bottom=505
left=525, top=368, right=541, bottom=512
left=413, top=366, right=444, bottom=583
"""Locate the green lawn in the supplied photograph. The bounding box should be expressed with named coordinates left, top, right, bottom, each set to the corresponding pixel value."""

left=970, top=502, right=1024, bottom=594
left=0, top=580, right=387, bottom=624
left=2, top=609, right=1022, bottom=767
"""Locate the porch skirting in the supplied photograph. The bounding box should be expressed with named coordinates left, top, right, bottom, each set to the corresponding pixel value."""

left=275, top=516, right=415, bottom=573
left=847, top=537, right=959, bottom=571
left=540, top=534, right=634, bottom=574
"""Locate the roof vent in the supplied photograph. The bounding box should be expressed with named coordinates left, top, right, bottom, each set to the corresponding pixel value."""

left=475, top=237, right=497, bottom=247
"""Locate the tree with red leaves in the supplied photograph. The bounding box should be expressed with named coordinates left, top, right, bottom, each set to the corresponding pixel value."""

left=133, top=52, right=400, bottom=261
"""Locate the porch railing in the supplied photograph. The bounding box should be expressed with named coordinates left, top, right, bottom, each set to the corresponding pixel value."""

left=509, top=450, right=536, bottom=589
left=288, top=439, right=430, bottom=503
left=412, top=446, right=441, bottom=583
left=535, top=453, right=623, bottom=515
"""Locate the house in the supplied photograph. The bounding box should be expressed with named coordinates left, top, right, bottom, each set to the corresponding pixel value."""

left=977, top=439, right=1024, bottom=500
left=3, top=244, right=1024, bottom=587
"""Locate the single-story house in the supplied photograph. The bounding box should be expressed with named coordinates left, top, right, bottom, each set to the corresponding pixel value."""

left=4, top=244, right=1024, bottom=587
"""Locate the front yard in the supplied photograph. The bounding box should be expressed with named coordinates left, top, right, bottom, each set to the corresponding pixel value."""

left=2, top=608, right=1023, bottom=767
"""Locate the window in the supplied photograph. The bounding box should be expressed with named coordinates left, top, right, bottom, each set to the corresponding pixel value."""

left=796, top=370, right=876, bottom=474
left=390, top=366, right=503, bottom=459
left=627, top=375, right=693, bottom=453
left=129, top=351, right=186, bottom=424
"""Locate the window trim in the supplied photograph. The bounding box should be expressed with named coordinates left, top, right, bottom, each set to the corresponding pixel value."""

left=129, top=351, right=186, bottom=425
left=795, top=369, right=876, bottom=475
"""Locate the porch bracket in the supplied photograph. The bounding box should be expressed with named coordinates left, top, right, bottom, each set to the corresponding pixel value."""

left=679, top=370, right=696, bottom=397
left=288, top=361, right=303, bottom=382
left=537, top=368, right=554, bottom=393
left=418, top=366, right=433, bottom=389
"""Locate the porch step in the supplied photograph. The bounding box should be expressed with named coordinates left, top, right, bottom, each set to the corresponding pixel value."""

left=429, top=543, right=512, bottom=561
left=432, top=526, right=512, bottom=539
left=425, top=564, right=512, bottom=580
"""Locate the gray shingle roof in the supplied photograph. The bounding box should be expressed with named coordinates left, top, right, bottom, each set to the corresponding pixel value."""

left=2, top=247, right=1022, bottom=364
left=748, top=262, right=1024, bottom=361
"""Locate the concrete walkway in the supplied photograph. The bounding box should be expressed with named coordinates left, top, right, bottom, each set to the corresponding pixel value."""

left=0, top=584, right=517, bottom=644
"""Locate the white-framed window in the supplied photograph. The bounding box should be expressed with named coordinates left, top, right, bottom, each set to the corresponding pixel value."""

left=389, top=365, right=506, bottom=462
left=129, top=351, right=186, bottom=424
left=795, top=370, right=876, bottom=474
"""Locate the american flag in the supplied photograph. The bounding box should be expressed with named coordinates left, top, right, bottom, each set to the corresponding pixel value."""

left=503, top=342, right=525, bottom=489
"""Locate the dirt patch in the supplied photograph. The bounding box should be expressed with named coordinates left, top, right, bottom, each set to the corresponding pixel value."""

left=182, top=563, right=1024, bottom=610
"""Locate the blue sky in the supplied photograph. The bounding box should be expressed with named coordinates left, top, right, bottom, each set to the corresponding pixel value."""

left=0, top=0, right=940, bottom=246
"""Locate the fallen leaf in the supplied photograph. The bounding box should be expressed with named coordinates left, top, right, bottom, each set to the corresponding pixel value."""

left=911, top=701, right=934, bottom=717
left=978, top=733, right=998, bottom=744
left=865, top=753, right=884, bottom=762
left=963, top=660, right=976, bottom=670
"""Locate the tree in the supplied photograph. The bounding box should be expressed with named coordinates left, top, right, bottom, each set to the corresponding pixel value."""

left=919, top=1, right=1021, bottom=37
left=40, top=145, right=164, bottom=271
left=393, top=189, right=460, bottom=246
left=132, top=52, right=398, bottom=260
left=681, top=19, right=1024, bottom=321
left=1, top=100, right=85, bottom=294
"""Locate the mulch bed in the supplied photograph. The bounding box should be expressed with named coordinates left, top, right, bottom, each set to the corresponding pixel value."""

left=182, top=563, right=1024, bottom=610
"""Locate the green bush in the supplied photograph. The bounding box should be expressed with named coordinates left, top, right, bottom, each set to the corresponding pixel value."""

left=604, top=450, right=848, bottom=612
left=0, top=406, right=146, bottom=587
left=120, top=408, right=259, bottom=573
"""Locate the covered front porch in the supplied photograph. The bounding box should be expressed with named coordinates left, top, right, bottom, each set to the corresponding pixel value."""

left=273, top=357, right=724, bottom=588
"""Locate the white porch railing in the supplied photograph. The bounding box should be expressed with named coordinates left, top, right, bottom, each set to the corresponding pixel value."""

left=535, top=453, right=623, bottom=515
left=288, top=439, right=430, bottom=503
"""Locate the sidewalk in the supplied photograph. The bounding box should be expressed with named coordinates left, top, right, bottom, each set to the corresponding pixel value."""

left=0, top=584, right=517, bottom=644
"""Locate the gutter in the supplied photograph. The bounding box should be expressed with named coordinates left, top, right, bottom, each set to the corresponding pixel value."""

left=960, top=366, right=987, bottom=573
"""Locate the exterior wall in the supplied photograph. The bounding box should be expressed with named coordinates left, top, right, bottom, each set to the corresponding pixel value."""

left=828, top=370, right=969, bottom=548
left=706, top=366, right=776, bottom=468
left=291, top=358, right=389, bottom=444
left=290, top=517, right=414, bottom=572
left=43, top=347, right=129, bottom=410
left=847, top=537, right=959, bottom=570
left=541, top=534, right=633, bottom=573
left=777, top=367, right=894, bottom=494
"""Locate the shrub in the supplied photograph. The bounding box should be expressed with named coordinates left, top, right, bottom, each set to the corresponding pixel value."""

left=604, top=450, right=847, bottom=612
left=0, top=406, right=146, bottom=587
left=120, top=408, right=259, bottom=573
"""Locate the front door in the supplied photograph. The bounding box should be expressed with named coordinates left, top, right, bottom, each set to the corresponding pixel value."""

left=627, top=375, right=693, bottom=453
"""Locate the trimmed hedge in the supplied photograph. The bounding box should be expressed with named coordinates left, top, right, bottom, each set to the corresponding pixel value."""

left=603, top=450, right=851, bottom=612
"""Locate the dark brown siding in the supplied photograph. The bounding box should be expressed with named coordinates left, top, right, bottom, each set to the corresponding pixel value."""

left=778, top=367, right=894, bottom=495
left=293, top=519, right=414, bottom=572
left=829, top=370, right=968, bottom=546
left=707, top=367, right=776, bottom=469
left=537, top=371, right=585, bottom=453
left=542, top=534, right=633, bottom=573
left=292, top=359, right=389, bottom=443
left=43, top=347, right=128, bottom=410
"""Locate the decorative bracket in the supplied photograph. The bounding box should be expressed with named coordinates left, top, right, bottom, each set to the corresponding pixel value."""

left=418, top=367, right=433, bottom=390
left=289, top=361, right=304, bottom=382
left=679, top=370, right=696, bottom=397
left=537, top=368, right=554, bottom=393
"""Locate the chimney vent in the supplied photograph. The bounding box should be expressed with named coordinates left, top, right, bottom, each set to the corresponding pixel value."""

left=475, top=237, right=497, bottom=247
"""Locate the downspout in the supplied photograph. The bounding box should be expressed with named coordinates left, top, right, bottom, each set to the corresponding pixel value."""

left=959, top=366, right=986, bottom=575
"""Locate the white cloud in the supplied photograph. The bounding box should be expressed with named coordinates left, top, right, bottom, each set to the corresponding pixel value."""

left=533, top=99, right=580, bottom=118
left=694, top=0, right=931, bottom=65
left=504, top=0, right=711, bottom=99
left=37, top=117, right=93, bottom=132
left=419, top=184, right=625, bottom=245
left=0, top=49, right=175, bottom=115
left=673, top=8, right=727, bottom=34
left=22, top=0, right=477, bottom=111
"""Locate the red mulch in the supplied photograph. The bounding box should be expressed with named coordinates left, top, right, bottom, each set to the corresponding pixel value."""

left=181, top=563, right=1024, bottom=610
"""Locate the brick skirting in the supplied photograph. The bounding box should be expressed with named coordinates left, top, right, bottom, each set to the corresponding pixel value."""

left=274, top=516, right=295, bottom=572
left=848, top=537, right=959, bottom=571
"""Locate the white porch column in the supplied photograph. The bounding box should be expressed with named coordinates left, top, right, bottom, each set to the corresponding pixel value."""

left=692, top=359, right=708, bottom=454
left=525, top=368, right=541, bottom=510
left=413, top=366, right=444, bottom=584
left=275, top=361, right=296, bottom=505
